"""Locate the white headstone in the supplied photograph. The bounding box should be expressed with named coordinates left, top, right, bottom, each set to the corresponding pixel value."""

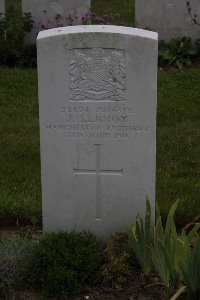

left=0, top=0, right=5, bottom=15
left=22, top=0, right=90, bottom=43
left=37, top=25, right=158, bottom=238
left=136, top=0, right=200, bottom=40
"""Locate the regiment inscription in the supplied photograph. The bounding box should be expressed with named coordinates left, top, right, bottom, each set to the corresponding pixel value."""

left=45, top=104, right=150, bottom=139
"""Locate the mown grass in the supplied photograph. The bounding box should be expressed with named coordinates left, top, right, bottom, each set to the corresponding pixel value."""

left=0, top=68, right=41, bottom=218
left=1, top=0, right=200, bottom=225
left=157, top=69, right=200, bottom=223
left=0, top=67, right=200, bottom=224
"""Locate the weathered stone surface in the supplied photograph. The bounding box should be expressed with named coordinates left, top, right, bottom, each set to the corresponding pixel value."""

left=22, top=0, right=90, bottom=43
left=135, top=0, right=200, bottom=40
left=0, top=0, right=5, bottom=14
left=37, top=25, right=158, bottom=238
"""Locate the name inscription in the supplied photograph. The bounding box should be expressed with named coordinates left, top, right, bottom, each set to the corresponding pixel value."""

left=45, top=105, right=151, bottom=139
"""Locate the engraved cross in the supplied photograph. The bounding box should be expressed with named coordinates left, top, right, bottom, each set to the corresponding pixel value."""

left=73, top=144, right=123, bottom=220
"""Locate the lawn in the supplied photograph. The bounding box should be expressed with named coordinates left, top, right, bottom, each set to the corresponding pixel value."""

left=0, top=68, right=41, bottom=219
left=157, top=69, right=200, bottom=224
left=0, top=0, right=200, bottom=226
left=0, top=67, right=200, bottom=225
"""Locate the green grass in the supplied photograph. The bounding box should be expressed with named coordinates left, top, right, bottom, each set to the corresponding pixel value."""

left=157, top=69, right=200, bottom=223
left=1, top=0, right=200, bottom=225
left=92, top=0, right=135, bottom=26
left=0, top=68, right=41, bottom=218
left=0, top=68, right=200, bottom=224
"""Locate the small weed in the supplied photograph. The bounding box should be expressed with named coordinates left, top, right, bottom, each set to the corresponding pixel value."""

left=100, top=232, right=131, bottom=291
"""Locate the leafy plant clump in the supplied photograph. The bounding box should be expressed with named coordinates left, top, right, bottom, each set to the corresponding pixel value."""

left=178, top=236, right=200, bottom=299
left=0, top=235, right=33, bottom=299
left=126, top=199, right=200, bottom=299
left=159, top=37, right=200, bottom=69
left=0, top=5, right=36, bottom=67
left=27, top=231, right=102, bottom=297
left=81, top=10, right=121, bottom=26
left=38, top=9, right=121, bottom=29
left=126, top=198, right=152, bottom=276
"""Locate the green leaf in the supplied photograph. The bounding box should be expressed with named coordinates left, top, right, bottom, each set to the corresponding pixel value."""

left=187, top=223, right=200, bottom=242
left=179, top=237, right=200, bottom=295
left=165, top=200, right=179, bottom=237
left=170, top=286, right=187, bottom=300
left=125, top=198, right=152, bottom=275
left=151, top=240, right=170, bottom=286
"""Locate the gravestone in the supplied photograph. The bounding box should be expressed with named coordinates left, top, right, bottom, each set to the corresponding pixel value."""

left=135, top=0, right=200, bottom=40
left=22, top=0, right=90, bottom=43
left=0, top=0, right=5, bottom=15
left=37, top=25, right=158, bottom=238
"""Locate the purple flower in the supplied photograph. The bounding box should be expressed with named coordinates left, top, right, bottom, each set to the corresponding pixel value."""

left=95, top=16, right=104, bottom=23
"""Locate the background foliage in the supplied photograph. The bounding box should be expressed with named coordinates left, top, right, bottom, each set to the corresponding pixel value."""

left=0, top=4, right=36, bottom=67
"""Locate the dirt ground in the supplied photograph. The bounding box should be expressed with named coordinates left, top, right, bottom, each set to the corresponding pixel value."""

left=0, top=222, right=190, bottom=300
left=14, top=283, right=163, bottom=300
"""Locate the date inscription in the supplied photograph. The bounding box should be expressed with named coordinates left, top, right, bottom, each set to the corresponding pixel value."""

left=45, top=105, right=151, bottom=139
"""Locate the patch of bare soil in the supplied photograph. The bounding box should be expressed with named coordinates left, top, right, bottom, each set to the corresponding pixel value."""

left=0, top=214, right=42, bottom=231
left=15, top=285, right=162, bottom=300
left=13, top=272, right=164, bottom=300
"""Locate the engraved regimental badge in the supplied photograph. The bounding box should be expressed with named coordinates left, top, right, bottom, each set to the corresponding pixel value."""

left=70, top=48, right=126, bottom=101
